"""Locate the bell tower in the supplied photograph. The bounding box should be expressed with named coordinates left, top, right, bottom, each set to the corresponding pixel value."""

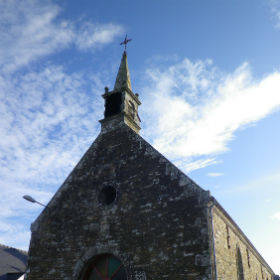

left=100, top=50, right=141, bottom=134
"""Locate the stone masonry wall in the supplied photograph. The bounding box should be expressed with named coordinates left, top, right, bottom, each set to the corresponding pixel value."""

left=212, top=204, right=274, bottom=280
left=27, top=123, right=212, bottom=280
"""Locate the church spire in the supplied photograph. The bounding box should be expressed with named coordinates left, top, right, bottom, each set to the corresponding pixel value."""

left=114, top=51, right=132, bottom=91
left=100, top=37, right=141, bottom=134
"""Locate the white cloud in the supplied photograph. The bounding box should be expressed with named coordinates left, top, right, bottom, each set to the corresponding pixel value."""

left=271, top=212, right=280, bottom=221
left=183, top=158, right=219, bottom=173
left=0, top=220, right=30, bottom=251
left=0, top=65, right=104, bottom=186
left=76, top=22, right=124, bottom=50
left=0, top=63, right=111, bottom=249
left=207, top=172, right=224, bottom=177
left=0, top=0, right=123, bottom=73
left=216, top=169, right=280, bottom=195
left=1, top=0, right=280, bottom=256
left=0, top=0, right=71, bottom=72
left=0, top=0, right=124, bottom=250
left=142, top=58, right=280, bottom=172
left=0, top=60, right=110, bottom=249
left=269, top=0, right=280, bottom=28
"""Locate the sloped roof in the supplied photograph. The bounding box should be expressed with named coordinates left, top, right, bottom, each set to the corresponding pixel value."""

left=0, top=244, right=27, bottom=280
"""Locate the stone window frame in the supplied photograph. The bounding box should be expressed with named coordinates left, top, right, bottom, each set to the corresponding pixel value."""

left=226, top=224, right=231, bottom=249
left=73, top=246, right=132, bottom=280
left=128, top=100, right=136, bottom=120
left=236, top=245, right=245, bottom=280
left=246, top=247, right=251, bottom=268
left=97, top=182, right=120, bottom=208
left=81, top=253, right=127, bottom=280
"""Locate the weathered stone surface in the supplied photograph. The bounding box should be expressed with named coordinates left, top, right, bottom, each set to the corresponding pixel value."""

left=211, top=201, right=274, bottom=280
left=114, top=51, right=132, bottom=91
left=27, top=122, right=212, bottom=280
left=26, top=51, right=276, bottom=280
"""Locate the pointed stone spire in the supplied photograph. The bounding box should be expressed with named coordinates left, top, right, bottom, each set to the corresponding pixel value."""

left=100, top=50, right=141, bottom=134
left=114, top=51, right=132, bottom=91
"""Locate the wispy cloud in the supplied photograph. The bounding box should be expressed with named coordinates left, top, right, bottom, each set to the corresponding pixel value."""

left=0, top=0, right=123, bottom=73
left=0, top=66, right=102, bottom=185
left=0, top=0, right=122, bottom=249
left=142, top=58, right=280, bottom=172
left=207, top=172, right=224, bottom=177
left=183, top=158, right=220, bottom=173
left=0, top=64, right=106, bottom=249
left=76, top=22, right=123, bottom=50
left=0, top=220, right=30, bottom=250
left=269, top=0, right=280, bottom=28
left=216, top=170, right=280, bottom=195
left=271, top=212, right=280, bottom=221
left=1, top=0, right=280, bottom=254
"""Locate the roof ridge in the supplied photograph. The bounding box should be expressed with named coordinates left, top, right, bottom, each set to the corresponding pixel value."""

left=0, top=243, right=28, bottom=255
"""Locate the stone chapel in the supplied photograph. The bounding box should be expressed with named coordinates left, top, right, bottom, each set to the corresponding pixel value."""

left=26, top=51, right=275, bottom=280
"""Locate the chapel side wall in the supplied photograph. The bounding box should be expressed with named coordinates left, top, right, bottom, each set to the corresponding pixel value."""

left=212, top=205, right=274, bottom=280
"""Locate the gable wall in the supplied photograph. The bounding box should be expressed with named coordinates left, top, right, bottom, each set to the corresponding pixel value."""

left=27, top=124, right=212, bottom=280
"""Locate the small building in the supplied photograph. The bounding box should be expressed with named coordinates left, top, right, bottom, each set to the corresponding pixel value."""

left=26, top=51, right=275, bottom=279
left=0, top=244, right=27, bottom=280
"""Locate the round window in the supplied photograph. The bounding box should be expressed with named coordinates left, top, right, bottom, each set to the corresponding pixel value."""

left=98, top=186, right=117, bottom=205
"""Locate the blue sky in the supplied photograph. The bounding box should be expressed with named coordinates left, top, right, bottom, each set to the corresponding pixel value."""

left=0, top=0, right=280, bottom=274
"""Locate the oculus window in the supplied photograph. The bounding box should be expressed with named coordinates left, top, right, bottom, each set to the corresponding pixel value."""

left=98, top=186, right=117, bottom=205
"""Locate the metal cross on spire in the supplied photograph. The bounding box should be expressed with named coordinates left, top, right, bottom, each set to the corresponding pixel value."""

left=120, top=34, right=132, bottom=51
